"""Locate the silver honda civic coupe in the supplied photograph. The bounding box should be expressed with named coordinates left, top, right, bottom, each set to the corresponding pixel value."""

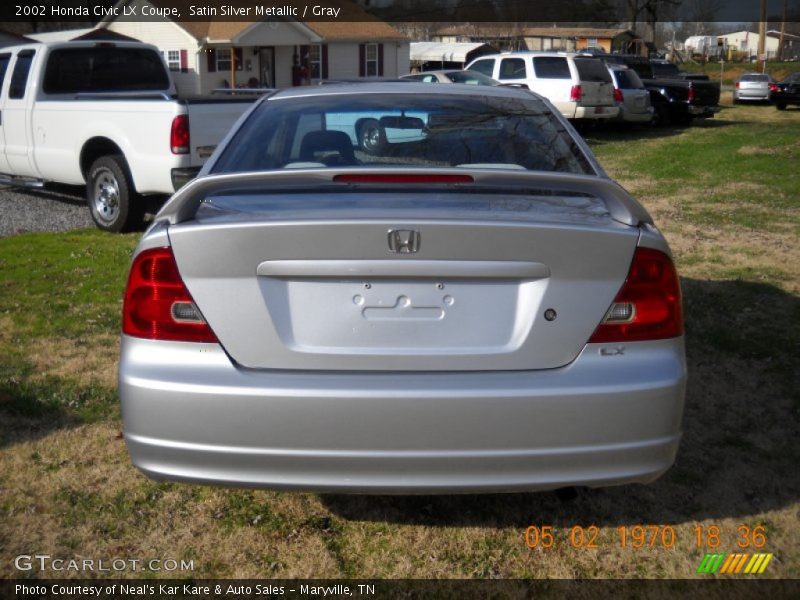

left=119, top=83, right=686, bottom=493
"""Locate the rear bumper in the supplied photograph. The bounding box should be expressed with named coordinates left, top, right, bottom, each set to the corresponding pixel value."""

left=170, top=167, right=201, bottom=192
left=573, top=105, right=619, bottom=120
left=688, top=105, right=721, bottom=118
left=619, top=106, right=655, bottom=123
left=735, top=90, right=770, bottom=101
left=772, top=94, right=800, bottom=105
left=120, top=336, right=686, bottom=493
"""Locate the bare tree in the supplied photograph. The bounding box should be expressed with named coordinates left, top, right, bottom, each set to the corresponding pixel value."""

left=625, top=0, right=683, bottom=44
left=686, top=0, right=723, bottom=26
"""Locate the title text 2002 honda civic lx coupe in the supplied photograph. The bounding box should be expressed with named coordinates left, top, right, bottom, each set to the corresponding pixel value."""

left=119, top=83, right=686, bottom=493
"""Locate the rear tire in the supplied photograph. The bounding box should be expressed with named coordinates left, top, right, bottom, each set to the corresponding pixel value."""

left=776, top=103, right=787, bottom=111
left=86, top=155, right=142, bottom=233
left=653, top=104, right=669, bottom=127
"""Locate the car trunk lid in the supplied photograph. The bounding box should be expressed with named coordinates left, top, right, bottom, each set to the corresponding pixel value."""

left=167, top=185, right=639, bottom=372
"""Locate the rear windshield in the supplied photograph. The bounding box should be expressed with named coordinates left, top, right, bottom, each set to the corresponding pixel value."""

left=445, top=71, right=497, bottom=85
left=404, top=73, right=438, bottom=83
left=211, top=92, right=593, bottom=175
left=741, top=74, right=769, bottom=82
left=574, top=58, right=612, bottom=83
left=533, top=57, right=570, bottom=79
left=42, top=47, right=170, bottom=94
left=651, top=63, right=681, bottom=77
left=614, top=69, right=644, bottom=89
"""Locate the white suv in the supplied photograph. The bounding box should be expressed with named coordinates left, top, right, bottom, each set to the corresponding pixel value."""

left=466, top=52, right=618, bottom=120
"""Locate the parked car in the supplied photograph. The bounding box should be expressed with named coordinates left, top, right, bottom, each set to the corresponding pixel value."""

left=771, top=72, right=800, bottom=110
left=400, top=70, right=501, bottom=85
left=119, top=83, right=686, bottom=493
left=0, top=41, right=260, bottom=231
left=607, top=65, right=654, bottom=123
left=465, top=52, right=619, bottom=121
left=733, top=73, right=775, bottom=103
left=601, top=55, right=720, bottom=125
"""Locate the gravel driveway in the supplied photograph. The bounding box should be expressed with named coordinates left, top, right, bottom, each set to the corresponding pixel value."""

left=0, top=184, right=95, bottom=238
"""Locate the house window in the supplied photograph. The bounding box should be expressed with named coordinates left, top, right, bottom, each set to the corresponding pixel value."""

left=587, top=37, right=598, bottom=49
left=309, top=44, right=322, bottom=80
left=364, top=43, right=378, bottom=77
left=165, top=50, right=180, bottom=71
left=216, top=49, right=232, bottom=72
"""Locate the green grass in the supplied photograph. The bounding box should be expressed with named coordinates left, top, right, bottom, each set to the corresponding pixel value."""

left=0, top=229, right=135, bottom=424
left=588, top=122, right=800, bottom=212
left=0, top=372, right=117, bottom=422
left=0, top=229, right=137, bottom=339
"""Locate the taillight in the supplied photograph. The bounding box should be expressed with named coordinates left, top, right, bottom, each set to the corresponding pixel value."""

left=570, top=85, right=583, bottom=102
left=589, top=247, right=683, bottom=343
left=613, top=87, right=624, bottom=103
left=333, top=173, right=474, bottom=184
left=735, top=81, right=740, bottom=89
left=768, top=83, right=779, bottom=92
left=687, top=85, right=696, bottom=102
left=170, top=115, right=190, bottom=154
left=122, top=247, right=217, bottom=343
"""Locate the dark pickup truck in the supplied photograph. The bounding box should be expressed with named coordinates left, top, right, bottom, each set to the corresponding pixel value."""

left=601, top=56, right=721, bottom=125
left=772, top=72, right=800, bottom=110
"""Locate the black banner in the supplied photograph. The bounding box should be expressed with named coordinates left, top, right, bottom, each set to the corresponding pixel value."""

left=3, top=579, right=800, bottom=600
left=1, top=0, right=799, bottom=23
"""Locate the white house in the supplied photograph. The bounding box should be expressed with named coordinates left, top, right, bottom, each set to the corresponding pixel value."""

left=99, top=0, right=410, bottom=95
left=717, top=31, right=779, bottom=59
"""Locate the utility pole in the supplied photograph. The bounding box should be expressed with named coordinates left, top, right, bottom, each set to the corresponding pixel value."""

left=779, top=0, right=787, bottom=61
left=757, top=0, right=767, bottom=73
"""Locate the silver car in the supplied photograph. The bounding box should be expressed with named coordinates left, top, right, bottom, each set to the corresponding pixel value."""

left=119, top=84, right=686, bottom=493
left=607, top=65, right=654, bottom=123
left=400, top=70, right=501, bottom=85
left=733, top=73, right=774, bottom=103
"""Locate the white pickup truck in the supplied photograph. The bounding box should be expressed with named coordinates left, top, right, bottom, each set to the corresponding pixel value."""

left=0, top=40, right=260, bottom=231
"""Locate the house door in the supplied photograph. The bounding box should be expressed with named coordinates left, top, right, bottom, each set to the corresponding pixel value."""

left=258, top=47, right=275, bottom=88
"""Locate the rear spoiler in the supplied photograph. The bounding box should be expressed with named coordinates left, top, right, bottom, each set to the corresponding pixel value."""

left=156, top=168, right=653, bottom=228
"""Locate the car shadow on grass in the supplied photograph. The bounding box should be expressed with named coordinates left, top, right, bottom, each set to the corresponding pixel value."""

left=321, top=277, right=800, bottom=527
left=0, top=366, right=118, bottom=449
left=586, top=117, right=742, bottom=145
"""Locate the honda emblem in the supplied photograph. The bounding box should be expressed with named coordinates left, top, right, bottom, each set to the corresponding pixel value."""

left=387, top=229, right=421, bottom=254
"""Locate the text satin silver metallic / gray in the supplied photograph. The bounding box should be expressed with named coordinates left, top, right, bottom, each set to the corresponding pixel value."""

left=119, top=83, right=687, bottom=493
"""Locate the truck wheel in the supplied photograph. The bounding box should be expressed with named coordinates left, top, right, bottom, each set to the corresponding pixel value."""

left=87, top=155, right=142, bottom=232
left=776, top=103, right=787, bottom=111
left=358, top=120, right=386, bottom=155
left=653, top=105, right=668, bottom=127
